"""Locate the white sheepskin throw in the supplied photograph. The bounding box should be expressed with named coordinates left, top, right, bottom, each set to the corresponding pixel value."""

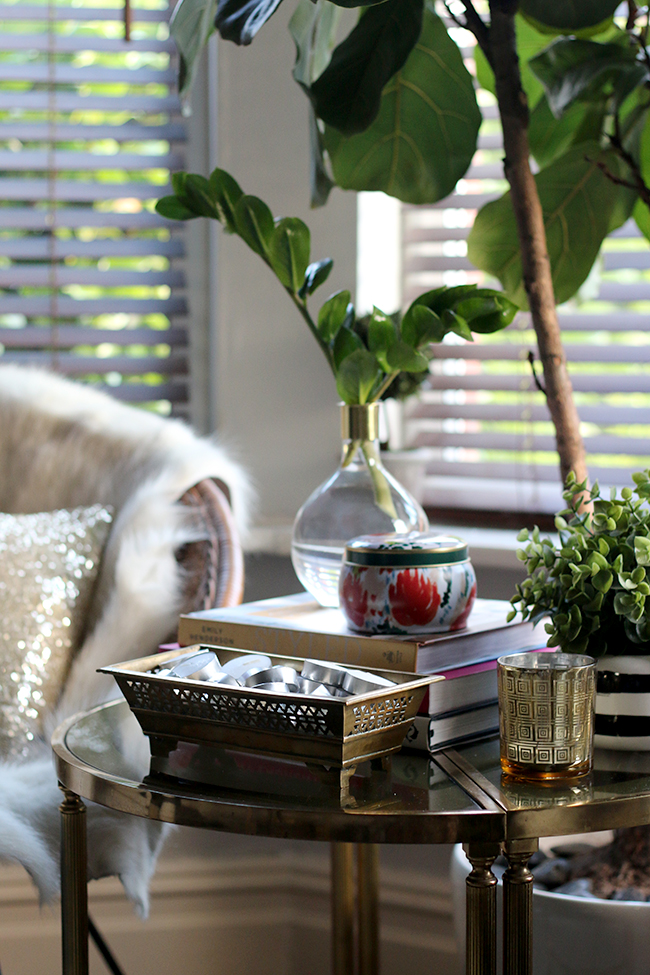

left=0, top=365, right=252, bottom=916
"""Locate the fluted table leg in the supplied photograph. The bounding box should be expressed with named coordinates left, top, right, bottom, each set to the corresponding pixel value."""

left=357, top=843, right=379, bottom=975
left=502, top=839, right=537, bottom=975
left=464, top=842, right=500, bottom=975
left=59, top=787, right=89, bottom=975
left=331, top=842, right=355, bottom=975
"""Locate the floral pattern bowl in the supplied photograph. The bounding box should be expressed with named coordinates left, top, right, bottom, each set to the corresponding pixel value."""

left=339, top=531, right=477, bottom=635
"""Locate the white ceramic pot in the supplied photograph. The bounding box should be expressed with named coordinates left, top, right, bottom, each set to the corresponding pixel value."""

left=596, top=656, right=650, bottom=751
left=451, top=844, right=650, bottom=975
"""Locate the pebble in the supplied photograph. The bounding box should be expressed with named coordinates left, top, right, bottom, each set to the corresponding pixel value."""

left=553, top=878, right=595, bottom=898
left=530, top=856, right=571, bottom=889
left=609, top=887, right=646, bottom=902
left=549, top=842, right=595, bottom=859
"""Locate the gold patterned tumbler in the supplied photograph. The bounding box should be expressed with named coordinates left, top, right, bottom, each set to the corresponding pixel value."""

left=497, top=651, right=596, bottom=781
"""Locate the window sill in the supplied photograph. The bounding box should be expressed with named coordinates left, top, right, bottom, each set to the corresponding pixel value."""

left=245, top=521, right=545, bottom=571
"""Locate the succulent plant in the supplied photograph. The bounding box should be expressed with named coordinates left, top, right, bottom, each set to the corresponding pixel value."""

left=509, top=471, right=650, bottom=658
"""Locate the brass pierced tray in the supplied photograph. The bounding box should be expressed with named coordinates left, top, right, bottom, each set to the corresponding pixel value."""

left=100, top=646, right=441, bottom=769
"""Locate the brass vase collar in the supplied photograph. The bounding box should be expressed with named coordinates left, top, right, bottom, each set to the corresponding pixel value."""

left=340, top=403, right=379, bottom=441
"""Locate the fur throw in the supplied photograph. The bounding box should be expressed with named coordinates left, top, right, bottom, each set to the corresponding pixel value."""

left=0, top=366, right=252, bottom=915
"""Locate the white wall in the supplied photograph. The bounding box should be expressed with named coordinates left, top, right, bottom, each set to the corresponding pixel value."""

left=185, top=7, right=357, bottom=529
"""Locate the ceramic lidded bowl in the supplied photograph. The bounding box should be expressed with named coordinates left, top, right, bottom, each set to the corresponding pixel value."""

left=338, top=531, right=477, bottom=635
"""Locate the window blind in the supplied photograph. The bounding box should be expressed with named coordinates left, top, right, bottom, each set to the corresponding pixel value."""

left=0, top=0, right=188, bottom=413
left=402, top=35, right=650, bottom=515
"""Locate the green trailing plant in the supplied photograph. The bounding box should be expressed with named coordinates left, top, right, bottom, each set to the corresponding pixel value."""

left=156, top=166, right=517, bottom=514
left=510, top=471, right=650, bottom=657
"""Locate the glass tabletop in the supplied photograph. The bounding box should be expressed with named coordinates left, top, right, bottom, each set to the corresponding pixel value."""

left=450, top=737, right=650, bottom=837
left=53, top=700, right=498, bottom=845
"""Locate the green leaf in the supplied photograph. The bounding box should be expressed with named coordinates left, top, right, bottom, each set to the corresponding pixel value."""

left=634, top=197, right=650, bottom=243
left=289, top=0, right=341, bottom=88
left=307, top=106, right=336, bottom=208
left=215, top=0, right=285, bottom=46
left=335, top=348, right=382, bottom=404
left=519, top=0, right=620, bottom=34
left=529, top=96, right=607, bottom=168
left=333, top=325, right=364, bottom=369
left=367, top=307, right=398, bottom=370
left=269, top=217, right=311, bottom=292
left=170, top=0, right=217, bottom=99
left=155, top=195, right=197, bottom=220
left=467, top=142, right=637, bottom=307
left=208, top=168, right=244, bottom=232
left=529, top=38, right=642, bottom=118
left=234, top=195, right=275, bottom=258
left=401, top=303, right=442, bottom=347
left=635, top=535, right=650, bottom=566
left=592, top=569, right=613, bottom=593
left=181, top=174, right=221, bottom=218
left=454, top=293, right=519, bottom=333
left=437, top=308, right=470, bottom=341
left=299, top=258, right=334, bottom=299
left=385, top=341, right=429, bottom=372
left=310, top=0, right=423, bottom=135
left=323, top=6, right=480, bottom=203
left=632, top=113, right=650, bottom=242
left=318, top=289, right=351, bottom=343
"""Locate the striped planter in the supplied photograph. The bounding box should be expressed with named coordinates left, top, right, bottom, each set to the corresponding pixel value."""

left=595, top=656, right=650, bottom=751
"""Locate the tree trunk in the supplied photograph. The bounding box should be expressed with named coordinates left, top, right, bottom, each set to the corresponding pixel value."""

left=485, top=0, right=588, bottom=488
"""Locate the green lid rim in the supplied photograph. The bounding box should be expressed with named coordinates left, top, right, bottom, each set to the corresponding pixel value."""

left=345, top=548, right=469, bottom=567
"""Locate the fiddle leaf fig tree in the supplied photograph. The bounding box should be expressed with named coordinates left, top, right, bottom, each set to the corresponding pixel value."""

left=156, top=168, right=518, bottom=410
left=168, top=0, right=650, bottom=492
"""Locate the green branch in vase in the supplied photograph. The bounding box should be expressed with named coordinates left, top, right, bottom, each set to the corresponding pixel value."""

left=156, top=167, right=519, bottom=413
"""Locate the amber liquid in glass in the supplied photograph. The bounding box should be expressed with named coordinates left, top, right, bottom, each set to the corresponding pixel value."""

left=500, top=755, right=593, bottom=782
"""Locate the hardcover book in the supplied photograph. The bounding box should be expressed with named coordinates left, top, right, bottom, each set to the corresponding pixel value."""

left=178, top=591, right=545, bottom=675
left=404, top=703, right=500, bottom=753
left=420, top=659, right=499, bottom=717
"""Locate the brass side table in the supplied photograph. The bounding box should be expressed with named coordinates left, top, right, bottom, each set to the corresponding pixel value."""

left=53, top=701, right=650, bottom=975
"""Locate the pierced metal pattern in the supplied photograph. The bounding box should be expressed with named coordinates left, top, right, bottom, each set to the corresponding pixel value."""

left=103, top=654, right=433, bottom=768
left=122, top=677, right=338, bottom=738
left=350, top=694, right=414, bottom=736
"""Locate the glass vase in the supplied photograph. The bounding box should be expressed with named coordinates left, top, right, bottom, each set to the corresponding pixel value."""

left=291, top=403, right=429, bottom=607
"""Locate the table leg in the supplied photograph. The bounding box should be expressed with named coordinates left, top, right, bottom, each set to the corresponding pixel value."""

left=331, top=842, right=355, bottom=975
left=502, top=839, right=538, bottom=975
left=463, top=842, right=500, bottom=975
left=357, top=844, right=379, bottom=975
left=59, top=787, right=89, bottom=975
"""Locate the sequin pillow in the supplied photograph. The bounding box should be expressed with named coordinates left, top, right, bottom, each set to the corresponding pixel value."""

left=0, top=504, right=113, bottom=760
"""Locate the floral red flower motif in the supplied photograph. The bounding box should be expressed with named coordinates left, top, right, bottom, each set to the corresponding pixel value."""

left=388, top=570, right=441, bottom=628
left=341, top=571, right=368, bottom=629
left=449, top=583, right=477, bottom=631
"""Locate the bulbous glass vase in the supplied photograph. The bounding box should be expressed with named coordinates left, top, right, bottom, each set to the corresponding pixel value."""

left=291, top=403, right=429, bottom=607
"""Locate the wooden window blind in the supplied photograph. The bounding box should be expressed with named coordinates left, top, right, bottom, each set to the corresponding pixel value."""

left=0, top=0, right=188, bottom=413
left=402, top=51, right=650, bottom=515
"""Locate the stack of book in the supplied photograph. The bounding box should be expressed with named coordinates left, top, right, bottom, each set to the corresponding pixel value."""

left=177, top=592, right=547, bottom=754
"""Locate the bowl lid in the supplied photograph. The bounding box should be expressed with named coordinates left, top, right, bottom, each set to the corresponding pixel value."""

left=343, top=531, right=469, bottom=567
